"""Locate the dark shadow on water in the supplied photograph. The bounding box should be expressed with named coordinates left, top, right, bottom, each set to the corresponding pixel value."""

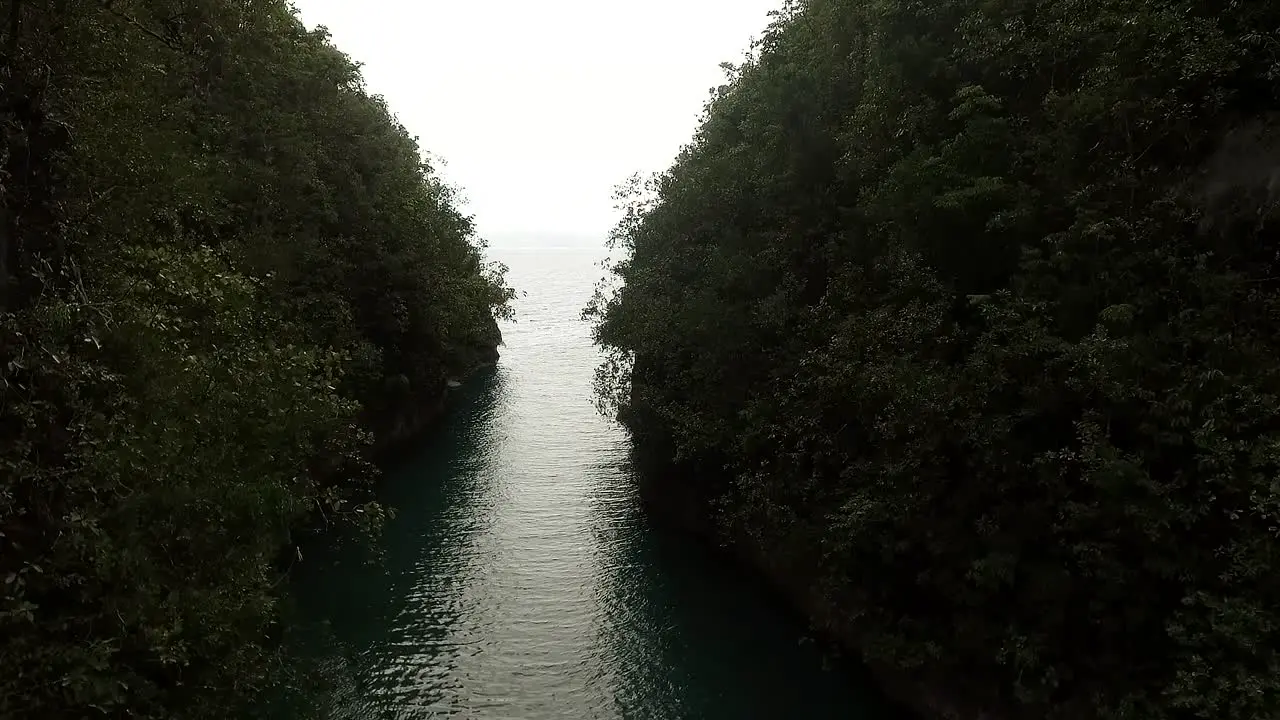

left=584, top=453, right=905, bottom=720
left=269, top=367, right=511, bottom=719
left=267, top=363, right=906, bottom=719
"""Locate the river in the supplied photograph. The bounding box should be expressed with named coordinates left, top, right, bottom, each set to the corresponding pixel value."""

left=280, top=242, right=900, bottom=719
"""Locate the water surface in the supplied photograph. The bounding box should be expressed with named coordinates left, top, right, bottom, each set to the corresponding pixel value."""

left=286, top=244, right=897, bottom=719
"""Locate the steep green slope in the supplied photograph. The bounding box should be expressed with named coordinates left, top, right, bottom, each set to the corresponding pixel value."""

left=590, top=1, right=1280, bottom=718
left=0, top=1, right=511, bottom=717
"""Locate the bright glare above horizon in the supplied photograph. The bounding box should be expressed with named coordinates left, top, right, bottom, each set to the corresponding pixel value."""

left=290, top=0, right=781, bottom=246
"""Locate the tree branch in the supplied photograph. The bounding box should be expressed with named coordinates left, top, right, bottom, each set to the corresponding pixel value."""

left=101, top=0, right=185, bottom=53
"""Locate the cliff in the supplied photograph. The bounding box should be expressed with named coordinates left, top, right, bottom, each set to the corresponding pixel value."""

left=371, top=316, right=503, bottom=455
left=634, top=459, right=1001, bottom=720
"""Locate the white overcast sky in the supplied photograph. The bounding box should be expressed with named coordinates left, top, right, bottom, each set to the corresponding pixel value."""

left=290, top=0, right=780, bottom=244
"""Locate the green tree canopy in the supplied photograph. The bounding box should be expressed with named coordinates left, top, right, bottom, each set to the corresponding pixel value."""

left=590, top=1, right=1280, bottom=717
left=1, top=0, right=511, bottom=716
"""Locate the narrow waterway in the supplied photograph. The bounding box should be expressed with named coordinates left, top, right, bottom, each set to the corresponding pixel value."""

left=283, top=242, right=898, bottom=719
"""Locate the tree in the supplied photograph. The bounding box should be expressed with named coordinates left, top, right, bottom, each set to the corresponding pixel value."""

left=590, top=1, right=1280, bottom=717
left=0, top=1, right=511, bottom=716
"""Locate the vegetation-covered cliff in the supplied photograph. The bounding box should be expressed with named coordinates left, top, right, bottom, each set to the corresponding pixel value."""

left=589, top=1, right=1280, bottom=718
left=0, top=1, right=511, bottom=717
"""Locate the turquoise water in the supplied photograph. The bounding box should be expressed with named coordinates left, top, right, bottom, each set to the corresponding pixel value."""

left=283, top=244, right=899, bottom=719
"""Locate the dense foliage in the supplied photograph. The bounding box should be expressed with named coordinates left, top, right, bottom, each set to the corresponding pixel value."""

left=1, top=0, right=511, bottom=717
left=590, top=1, right=1280, bottom=718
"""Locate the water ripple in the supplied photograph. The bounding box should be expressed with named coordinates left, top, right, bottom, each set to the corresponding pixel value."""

left=281, top=246, right=898, bottom=720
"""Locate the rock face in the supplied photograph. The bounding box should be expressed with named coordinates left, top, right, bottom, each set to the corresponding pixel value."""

left=634, top=457, right=997, bottom=720
left=373, top=317, right=503, bottom=455
left=375, top=386, right=450, bottom=453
